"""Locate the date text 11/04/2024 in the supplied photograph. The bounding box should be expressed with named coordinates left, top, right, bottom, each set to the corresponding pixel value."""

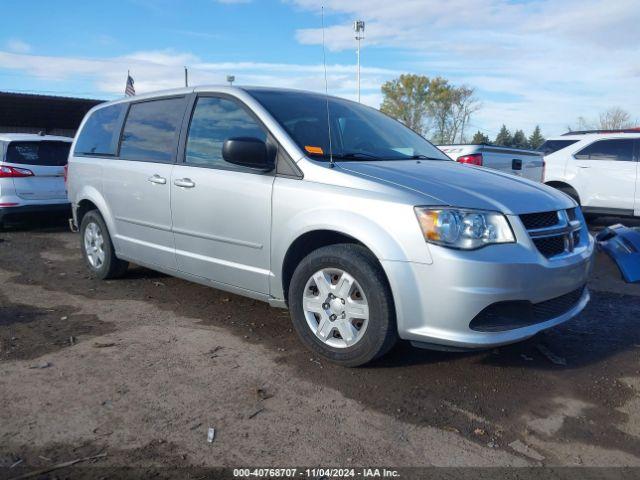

left=233, top=468, right=400, bottom=478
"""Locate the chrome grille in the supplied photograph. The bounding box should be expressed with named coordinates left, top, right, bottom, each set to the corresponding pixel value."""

left=520, top=209, right=583, bottom=259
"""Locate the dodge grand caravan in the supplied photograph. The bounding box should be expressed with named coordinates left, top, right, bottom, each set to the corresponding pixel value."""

left=67, top=86, right=594, bottom=366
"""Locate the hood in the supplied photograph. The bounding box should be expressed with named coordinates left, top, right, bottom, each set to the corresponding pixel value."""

left=337, top=160, right=574, bottom=215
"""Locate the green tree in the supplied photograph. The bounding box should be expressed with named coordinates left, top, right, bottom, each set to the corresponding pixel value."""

left=528, top=125, right=545, bottom=149
left=512, top=129, right=529, bottom=149
left=494, top=125, right=513, bottom=147
left=471, top=131, right=490, bottom=144
left=429, top=81, right=480, bottom=144
left=380, top=74, right=480, bottom=142
left=380, top=74, right=433, bottom=134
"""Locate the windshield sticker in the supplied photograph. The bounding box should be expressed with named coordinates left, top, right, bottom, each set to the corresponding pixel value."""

left=304, top=145, right=324, bottom=155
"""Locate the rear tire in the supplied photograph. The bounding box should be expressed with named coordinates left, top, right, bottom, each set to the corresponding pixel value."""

left=80, top=210, right=128, bottom=279
left=288, top=244, right=397, bottom=367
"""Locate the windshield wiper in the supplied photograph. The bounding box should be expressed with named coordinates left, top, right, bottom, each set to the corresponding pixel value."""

left=382, top=154, right=446, bottom=161
left=331, top=152, right=382, bottom=160
left=407, top=154, right=446, bottom=161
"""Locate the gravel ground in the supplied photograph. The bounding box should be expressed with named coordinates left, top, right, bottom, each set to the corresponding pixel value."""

left=1, top=215, right=639, bottom=477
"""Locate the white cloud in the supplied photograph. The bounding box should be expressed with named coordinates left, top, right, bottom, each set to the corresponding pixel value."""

left=290, top=0, right=640, bottom=136
left=0, top=49, right=394, bottom=104
left=6, top=39, right=31, bottom=54
left=2, top=0, right=639, bottom=137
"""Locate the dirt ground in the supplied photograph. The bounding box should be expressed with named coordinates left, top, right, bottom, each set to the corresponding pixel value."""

left=1, top=215, right=640, bottom=477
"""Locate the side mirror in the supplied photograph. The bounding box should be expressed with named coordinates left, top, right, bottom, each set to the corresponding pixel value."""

left=222, top=137, right=275, bottom=171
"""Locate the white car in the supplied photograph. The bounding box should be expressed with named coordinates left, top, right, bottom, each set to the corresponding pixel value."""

left=542, top=130, right=640, bottom=218
left=438, top=144, right=545, bottom=182
left=0, top=133, right=72, bottom=228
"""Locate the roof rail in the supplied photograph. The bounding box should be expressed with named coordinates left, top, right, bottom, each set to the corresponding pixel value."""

left=562, top=128, right=640, bottom=136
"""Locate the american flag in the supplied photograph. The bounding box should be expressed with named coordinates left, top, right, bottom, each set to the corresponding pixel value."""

left=125, top=73, right=135, bottom=96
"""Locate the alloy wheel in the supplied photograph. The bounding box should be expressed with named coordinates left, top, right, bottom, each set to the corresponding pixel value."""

left=302, top=268, right=369, bottom=348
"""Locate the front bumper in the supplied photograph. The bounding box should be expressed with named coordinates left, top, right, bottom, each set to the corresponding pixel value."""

left=382, top=223, right=595, bottom=350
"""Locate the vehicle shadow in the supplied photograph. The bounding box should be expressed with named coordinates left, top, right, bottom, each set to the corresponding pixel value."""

left=1, top=214, right=70, bottom=233
left=124, top=266, right=170, bottom=280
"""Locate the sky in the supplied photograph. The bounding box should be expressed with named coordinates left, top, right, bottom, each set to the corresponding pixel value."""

left=1, top=0, right=639, bottom=138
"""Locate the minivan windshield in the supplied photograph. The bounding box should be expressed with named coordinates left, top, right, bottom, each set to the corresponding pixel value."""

left=6, top=141, right=71, bottom=166
left=247, top=89, right=450, bottom=162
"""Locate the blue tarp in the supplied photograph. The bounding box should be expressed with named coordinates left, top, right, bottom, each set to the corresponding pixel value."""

left=596, top=224, right=640, bottom=283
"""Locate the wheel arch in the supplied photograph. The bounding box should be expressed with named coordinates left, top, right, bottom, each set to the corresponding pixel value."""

left=545, top=180, right=581, bottom=204
left=73, top=187, right=118, bottom=241
left=280, top=229, right=393, bottom=307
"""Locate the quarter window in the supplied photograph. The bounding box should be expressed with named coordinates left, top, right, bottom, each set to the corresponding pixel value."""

left=185, top=96, right=267, bottom=169
left=119, top=97, right=187, bottom=163
left=574, top=139, right=635, bottom=162
left=537, top=139, right=579, bottom=156
left=74, top=103, right=126, bottom=156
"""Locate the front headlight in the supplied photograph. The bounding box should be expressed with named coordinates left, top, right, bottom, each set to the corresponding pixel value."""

left=414, top=207, right=515, bottom=250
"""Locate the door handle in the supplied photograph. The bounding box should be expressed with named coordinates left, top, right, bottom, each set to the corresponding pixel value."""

left=148, top=174, right=167, bottom=185
left=174, top=178, right=196, bottom=188
left=577, top=166, right=590, bottom=169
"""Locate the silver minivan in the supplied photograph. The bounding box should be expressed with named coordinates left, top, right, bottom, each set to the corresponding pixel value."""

left=67, top=86, right=594, bottom=366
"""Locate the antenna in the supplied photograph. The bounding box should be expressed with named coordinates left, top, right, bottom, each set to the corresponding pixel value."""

left=354, top=20, right=365, bottom=103
left=321, top=6, right=334, bottom=167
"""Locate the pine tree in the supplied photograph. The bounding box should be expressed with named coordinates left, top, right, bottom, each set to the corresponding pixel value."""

left=494, top=125, right=513, bottom=147
left=512, top=130, right=529, bottom=149
left=471, top=131, right=490, bottom=144
left=528, top=125, right=545, bottom=150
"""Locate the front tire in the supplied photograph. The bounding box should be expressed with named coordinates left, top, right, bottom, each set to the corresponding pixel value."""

left=80, top=210, right=128, bottom=279
left=288, top=244, right=397, bottom=367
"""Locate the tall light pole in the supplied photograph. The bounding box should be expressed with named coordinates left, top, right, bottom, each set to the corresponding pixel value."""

left=354, top=20, right=365, bottom=103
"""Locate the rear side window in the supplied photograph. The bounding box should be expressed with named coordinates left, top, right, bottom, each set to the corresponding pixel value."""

left=119, top=97, right=187, bottom=163
left=537, top=140, right=579, bottom=155
left=74, top=104, right=126, bottom=156
left=574, top=139, right=635, bottom=161
left=6, top=141, right=71, bottom=166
